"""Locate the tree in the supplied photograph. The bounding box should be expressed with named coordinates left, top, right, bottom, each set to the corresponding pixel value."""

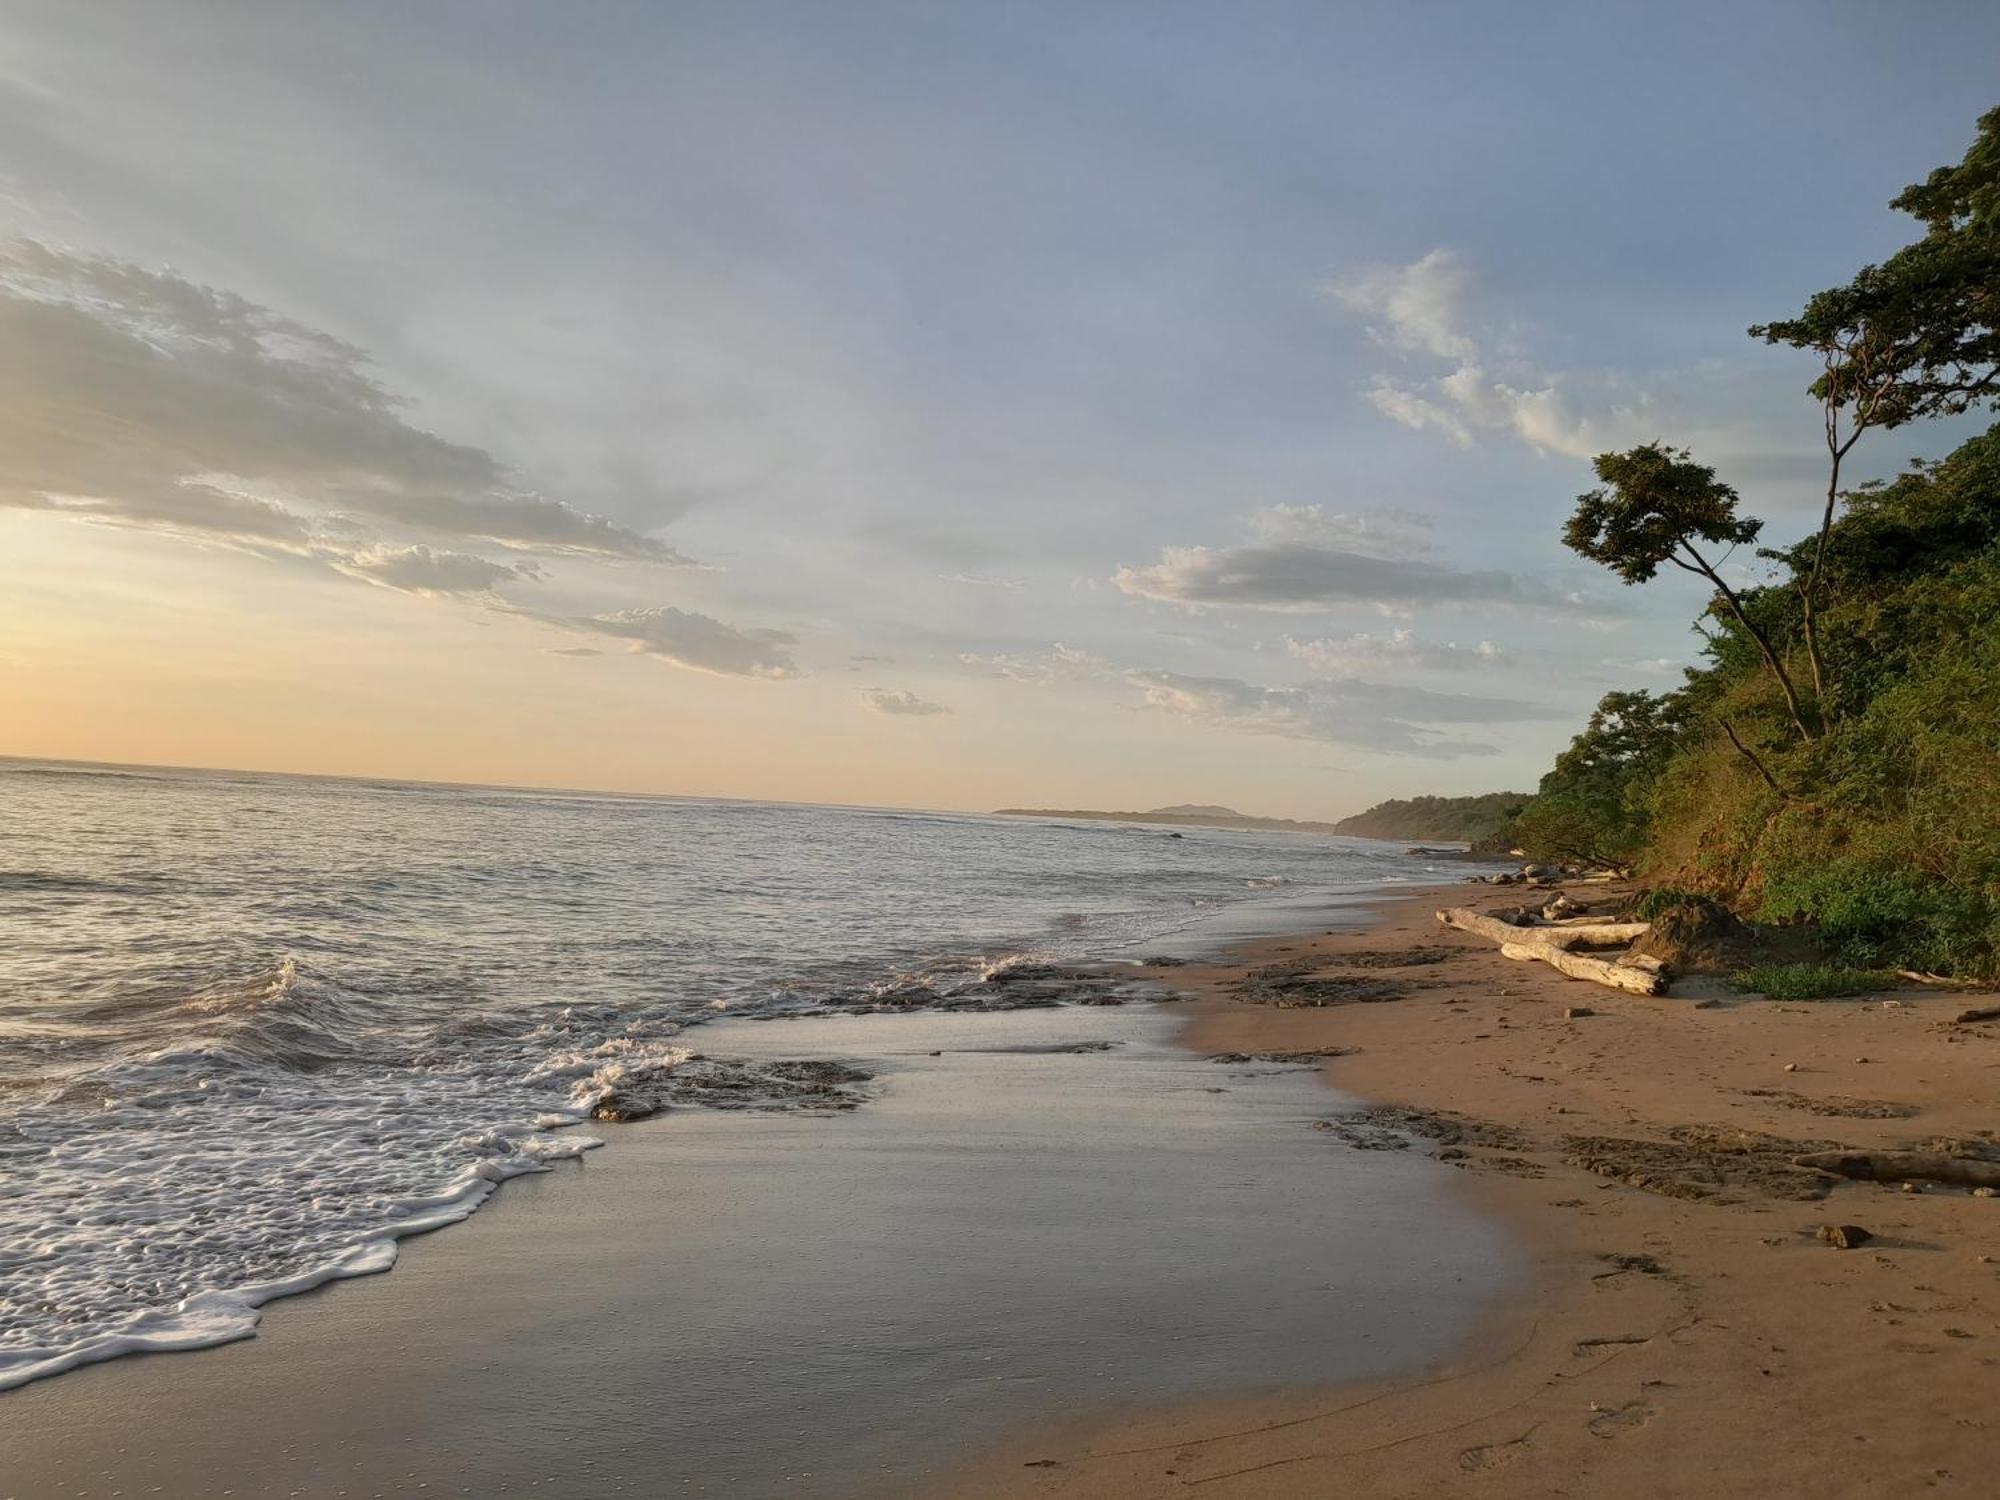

left=1564, top=444, right=1814, bottom=742
left=1751, top=106, right=2000, bottom=719
left=1510, top=689, right=1689, bottom=871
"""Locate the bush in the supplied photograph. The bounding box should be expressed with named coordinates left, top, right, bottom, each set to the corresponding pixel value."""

left=1630, top=887, right=1710, bottom=921
left=1731, top=963, right=1895, bottom=1000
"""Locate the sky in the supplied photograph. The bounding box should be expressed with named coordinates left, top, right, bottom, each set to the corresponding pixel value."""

left=1, top=1, right=1995, bottom=818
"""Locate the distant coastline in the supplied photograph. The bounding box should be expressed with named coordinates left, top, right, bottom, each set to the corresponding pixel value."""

left=996, top=792, right=1530, bottom=845
left=994, top=806, right=1352, bottom=836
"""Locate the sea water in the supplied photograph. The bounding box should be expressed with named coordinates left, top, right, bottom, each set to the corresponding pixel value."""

left=0, top=758, right=1465, bottom=1391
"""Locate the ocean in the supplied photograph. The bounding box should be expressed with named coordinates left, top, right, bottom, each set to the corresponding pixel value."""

left=0, top=758, right=1465, bottom=1392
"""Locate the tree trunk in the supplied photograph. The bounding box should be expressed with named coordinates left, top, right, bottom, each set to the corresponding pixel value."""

left=1435, top=908, right=1650, bottom=948
left=1497, top=942, right=1666, bottom=995
left=1793, top=1151, right=2000, bottom=1189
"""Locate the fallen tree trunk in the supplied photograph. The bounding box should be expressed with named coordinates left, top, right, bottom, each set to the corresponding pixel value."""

left=1435, top=909, right=1650, bottom=949
left=1792, top=1151, right=2000, bottom=1189
left=1499, top=941, right=1666, bottom=996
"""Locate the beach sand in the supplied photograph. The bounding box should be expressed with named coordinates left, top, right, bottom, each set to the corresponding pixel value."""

left=925, top=880, right=2000, bottom=1499
left=0, top=993, right=1509, bottom=1499
left=10, top=876, right=2000, bottom=1499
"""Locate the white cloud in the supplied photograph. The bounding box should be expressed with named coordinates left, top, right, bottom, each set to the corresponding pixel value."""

left=1285, top=630, right=1506, bottom=674
left=957, top=642, right=1103, bottom=684
left=331, top=544, right=535, bottom=597
left=1327, top=248, right=1478, bottom=362
left=516, top=605, right=797, bottom=678
left=1245, top=504, right=1434, bottom=559
left=0, top=241, right=695, bottom=562
left=1334, top=249, right=1656, bottom=461
left=1124, top=667, right=1557, bottom=758
left=1113, top=540, right=1574, bottom=615
left=860, top=687, right=949, bottom=716
left=942, top=572, right=1024, bottom=589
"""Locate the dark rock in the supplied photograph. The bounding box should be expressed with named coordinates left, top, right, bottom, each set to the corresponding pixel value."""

left=593, top=1090, right=663, bottom=1122
left=1597, top=1252, right=1664, bottom=1276
left=1817, top=1223, right=1873, bottom=1249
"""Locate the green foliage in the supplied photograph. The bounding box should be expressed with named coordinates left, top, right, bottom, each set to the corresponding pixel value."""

left=1507, top=690, right=1691, bottom=870
left=1753, top=106, right=2000, bottom=428
left=1502, top=107, right=2000, bottom=980
left=1630, top=888, right=1708, bottom=922
left=1331, top=792, right=1532, bottom=842
left=1731, top=964, right=1896, bottom=1001
left=1563, top=445, right=1762, bottom=584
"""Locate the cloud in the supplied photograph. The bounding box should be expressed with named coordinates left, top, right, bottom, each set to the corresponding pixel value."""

left=1245, top=504, right=1434, bottom=559
left=1113, top=540, right=1572, bottom=614
left=959, top=651, right=1054, bottom=683
left=1124, top=668, right=1557, bottom=758
left=942, top=572, right=1024, bottom=589
left=1331, top=248, right=1653, bottom=460
left=957, top=642, right=1105, bottom=684
left=1598, top=655, right=1686, bottom=679
left=516, top=605, right=797, bottom=677
left=1328, top=248, right=1477, bottom=362
left=332, top=544, right=535, bottom=597
left=1285, top=630, right=1506, bottom=673
left=10, top=483, right=317, bottom=547
left=859, top=687, right=950, bottom=716
left=0, top=240, right=694, bottom=562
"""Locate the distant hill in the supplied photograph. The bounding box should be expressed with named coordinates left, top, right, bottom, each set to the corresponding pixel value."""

left=994, top=806, right=1344, bottom=834
left=1331, top=792, right=1533, bottom=843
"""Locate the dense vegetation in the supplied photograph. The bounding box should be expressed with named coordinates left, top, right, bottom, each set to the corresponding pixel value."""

left=1505, top=108, right=2000, bottom=978
left=1333, top=792, right=1532, bottom=843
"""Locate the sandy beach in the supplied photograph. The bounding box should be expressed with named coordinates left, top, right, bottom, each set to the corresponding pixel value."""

left=928, top=879, right=2000, bottom=1499
left=8, top=874, right=2000, bottom=1499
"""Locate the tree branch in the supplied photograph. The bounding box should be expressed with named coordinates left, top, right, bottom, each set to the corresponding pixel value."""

left=1720, top=717, right=1785, bottom=797
left=1678, top=544, right=1816, bottom=742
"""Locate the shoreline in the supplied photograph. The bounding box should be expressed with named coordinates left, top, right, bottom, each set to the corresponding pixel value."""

left=0, top=885, right=1511, bottom=1500
left=921, top=879, right=2000, bottom=1498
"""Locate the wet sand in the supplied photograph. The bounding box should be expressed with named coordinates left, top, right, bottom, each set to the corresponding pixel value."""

left=0, top=994, right=1512, bottom=1499
left=927, top=880, right=2000, bottom=1499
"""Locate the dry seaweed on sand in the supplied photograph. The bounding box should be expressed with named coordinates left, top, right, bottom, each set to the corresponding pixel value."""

left=1234, top=972, right=1415, bottom=1007
left=1741, top=1088, right=1921, bottom=1120
left=1315, top=1104, right=1528, bottom=1156
left=1336, top=945, right=1468, bottom=969
left=1562, top=1124, right=1839, bottom=1202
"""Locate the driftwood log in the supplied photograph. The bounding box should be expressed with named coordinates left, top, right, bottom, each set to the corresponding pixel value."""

left=1435, top=908, right=1650, bottom=949
left=1953, top=1005, right=2000, bottom=1025
left=1793, top=1151, right=2000, bottom=1189
left=1498, top=941, right=1666, bottom=996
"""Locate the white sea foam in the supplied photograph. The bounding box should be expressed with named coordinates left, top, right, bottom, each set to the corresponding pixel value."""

left=0, top=1035, right=606, bottom=1392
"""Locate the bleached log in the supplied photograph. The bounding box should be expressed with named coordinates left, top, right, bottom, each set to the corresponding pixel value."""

left=1792, top=1151, right=2000, bottom=1189
left=1498, top=941, right=1666, bottom=996
left=1435, top=909, right=1649, bottom=949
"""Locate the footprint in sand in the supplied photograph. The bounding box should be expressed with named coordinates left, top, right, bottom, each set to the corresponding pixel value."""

left=1458, top=1432, right=1534, bottom=1471
left=1588, top=1400, right=1658, bottom=1438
